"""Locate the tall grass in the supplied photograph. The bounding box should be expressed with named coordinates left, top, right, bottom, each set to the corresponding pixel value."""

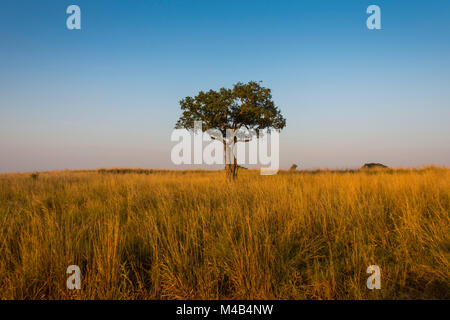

left=0, top=168, right=448, bottom=299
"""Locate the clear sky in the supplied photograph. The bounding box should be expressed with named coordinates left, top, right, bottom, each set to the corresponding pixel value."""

left=1, top=0, right=449, bottom=172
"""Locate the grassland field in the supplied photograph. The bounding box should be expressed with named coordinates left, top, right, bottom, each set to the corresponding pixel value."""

left=0, top=167, right=448, bottom=299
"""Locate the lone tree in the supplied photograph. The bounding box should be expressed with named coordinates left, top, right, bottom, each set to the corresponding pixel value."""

left=175, top=81, right=286, bottom=179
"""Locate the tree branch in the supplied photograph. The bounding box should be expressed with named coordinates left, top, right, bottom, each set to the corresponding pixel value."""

left=209, top=135, right=226, bottom=144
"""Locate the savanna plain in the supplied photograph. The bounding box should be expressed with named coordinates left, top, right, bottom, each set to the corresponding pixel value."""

left=0, top=168, right=448, bottom=299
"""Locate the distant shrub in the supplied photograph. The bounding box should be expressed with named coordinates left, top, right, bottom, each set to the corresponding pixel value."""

left=30, top=172, right=39, bottom=180
left=98, top=168, right=154, bottom=175
left=289, top=164, right=298, bottom=171
left=361, top=163, right=388, bottom=170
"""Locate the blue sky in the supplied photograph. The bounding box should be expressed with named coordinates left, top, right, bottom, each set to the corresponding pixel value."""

left=1, top=0, right=449, bottom=172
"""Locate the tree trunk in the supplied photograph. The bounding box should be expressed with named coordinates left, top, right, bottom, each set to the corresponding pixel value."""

left=232, top=136, right=238, bottom=179
left=232, top=154, right=238, bottom=179
left=224, top=142, right=231, bottom=179
left=223, top=135, right=239, bottom=180
left=224, top=142, right=236, bottom=180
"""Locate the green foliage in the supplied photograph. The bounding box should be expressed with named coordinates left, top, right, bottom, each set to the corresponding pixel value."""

left=175, top=81, right=286, bottom=137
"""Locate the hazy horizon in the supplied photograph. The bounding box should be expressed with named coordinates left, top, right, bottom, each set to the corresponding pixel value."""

left=1, top=0, right=450, bottom=173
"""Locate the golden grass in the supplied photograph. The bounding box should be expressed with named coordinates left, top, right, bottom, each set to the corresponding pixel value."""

left=0, top=168, right=448, bottom=299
